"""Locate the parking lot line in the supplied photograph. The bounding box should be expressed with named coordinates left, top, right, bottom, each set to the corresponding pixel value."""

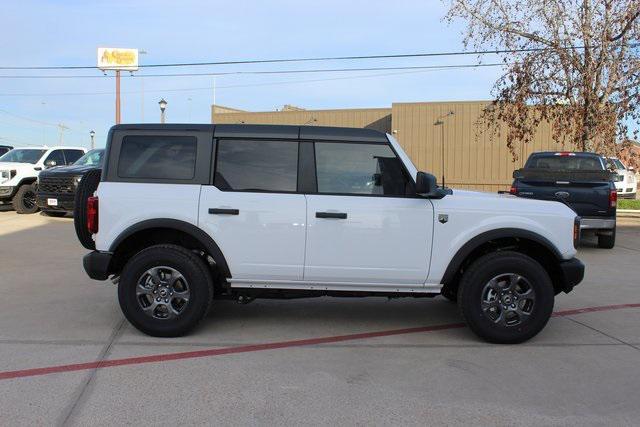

left=0, top=302, right=638, bottom=382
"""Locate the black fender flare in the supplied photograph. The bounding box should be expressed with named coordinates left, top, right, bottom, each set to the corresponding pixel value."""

left=440, top=228, right=563, bottom=286
left=109, top=218, right=231, bottom=278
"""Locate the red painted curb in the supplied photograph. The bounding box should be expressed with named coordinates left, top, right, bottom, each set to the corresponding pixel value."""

left=1, top=302, right=638, bottom=381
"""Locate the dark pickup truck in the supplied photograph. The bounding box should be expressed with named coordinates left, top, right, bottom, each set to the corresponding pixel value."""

left=511, top=151, right=617, bottom=249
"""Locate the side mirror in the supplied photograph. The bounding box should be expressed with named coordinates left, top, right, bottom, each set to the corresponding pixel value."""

left=44, top=160, right=57, bottom=168
left=416, top=172, right=439, bottom=197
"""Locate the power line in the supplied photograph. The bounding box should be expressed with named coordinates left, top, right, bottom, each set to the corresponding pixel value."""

left=0, top=62, right=506, bottom=80
left=0, top=45, right=602, bottom=71
left=0, top=63, right=506, bottom=97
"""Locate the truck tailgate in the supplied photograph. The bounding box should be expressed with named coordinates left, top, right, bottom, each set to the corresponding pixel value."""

left=514, top=169, right=613, bottom=217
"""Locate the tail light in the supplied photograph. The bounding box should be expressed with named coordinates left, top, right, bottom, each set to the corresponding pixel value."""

left=609, top=189, right=617, bottom=208
left=87, top=196, right=99, bottom=234
left=509, top=185, right=517, bottom=195
left=573, top=216, right=581, bottom=248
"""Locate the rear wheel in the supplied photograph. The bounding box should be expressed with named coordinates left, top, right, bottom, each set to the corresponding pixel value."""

left=597, top=226, right=615, bottom=249
left=118, top=244, right=214, bottom=337
left=458, top=251, right=554, bottom=344
left=74, top=169, right=102, bottom=250
left=12, top=183, right=39, bottom=214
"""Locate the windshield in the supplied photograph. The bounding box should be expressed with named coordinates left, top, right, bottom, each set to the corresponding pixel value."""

left=74, top=149, right=104, bottom=166
left=526, top=154, right=603, bottom=171
left=0, top=149, right=46, bottom=164
left=606, top=158, right=626, bottom=170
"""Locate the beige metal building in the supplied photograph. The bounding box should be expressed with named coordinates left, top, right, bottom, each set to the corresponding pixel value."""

left=212, top=101, right=570, bottom=192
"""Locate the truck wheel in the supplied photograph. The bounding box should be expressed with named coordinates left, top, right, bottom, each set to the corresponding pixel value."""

left=12, top=183, right=39, bottom=214
left=440, top=286, right=457, bottom=303
left=597, top=227, right=616, bottom=249
left=457, top=251, right=554, bottom=344
left=43, top=211, right=67, bottom=217
left=74, top=169, right=102, bottom=250
left=118, top=244, right=214, bottom=337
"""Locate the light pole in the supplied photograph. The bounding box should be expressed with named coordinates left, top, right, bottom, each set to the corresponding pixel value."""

left=89, top=130, right=96, bottom=149
left=434, top=111, right=455, bottom=188
left=159, top=98, right=167, bottom=124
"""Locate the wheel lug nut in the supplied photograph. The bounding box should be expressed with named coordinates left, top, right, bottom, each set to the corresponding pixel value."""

left=156, top=298, right=160, bottom=302
left=164, top=299, right=168, bottom=303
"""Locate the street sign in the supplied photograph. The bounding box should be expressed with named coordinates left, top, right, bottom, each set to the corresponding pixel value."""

left=97, top=47, right=139, bottom=71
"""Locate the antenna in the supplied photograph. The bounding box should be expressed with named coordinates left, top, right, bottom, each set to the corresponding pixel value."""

left=434, top=111, right=455, bottom=188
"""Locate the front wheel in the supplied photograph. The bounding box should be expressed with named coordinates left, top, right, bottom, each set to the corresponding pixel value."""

left=118, top=244, right=214, bottom=337
left=12, top=183, right=39, bottom=214
left=457, top=251, right=554, bottom=344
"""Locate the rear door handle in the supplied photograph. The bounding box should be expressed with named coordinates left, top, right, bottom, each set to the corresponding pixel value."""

left=316, top=211, right=347, bottom=219
left=209, top=208, right=239, bottom=215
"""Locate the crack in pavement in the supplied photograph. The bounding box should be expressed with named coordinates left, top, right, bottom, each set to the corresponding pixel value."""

left=566, top=317, right=640, bottom=352
left=56, top=318, right=126, bottom=427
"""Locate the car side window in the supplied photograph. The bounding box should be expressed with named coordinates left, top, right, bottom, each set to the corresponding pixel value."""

left=63, top=150, right=84, bottom=165
left=118, top=135, right=197, bottom=180
left=45, top=149, right=65, bottom=167
left=214, top=139, right=298, bottom=192
left=314, top=142, right=411, bottom=196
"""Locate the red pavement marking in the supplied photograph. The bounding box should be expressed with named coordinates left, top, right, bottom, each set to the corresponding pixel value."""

left=1, top=302, right=639, bottom=382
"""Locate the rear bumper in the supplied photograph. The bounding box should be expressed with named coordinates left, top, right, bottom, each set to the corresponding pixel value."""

left=83, top=251, right=113, bottom=281
left=557, top=258, right=585, bottom=293
left=580, top=217, right=615, bottom=230
left=36, top=192, right=76, bottom=212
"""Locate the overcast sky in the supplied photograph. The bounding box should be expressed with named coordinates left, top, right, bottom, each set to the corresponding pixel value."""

left=0, top=0, right=506, bottom=148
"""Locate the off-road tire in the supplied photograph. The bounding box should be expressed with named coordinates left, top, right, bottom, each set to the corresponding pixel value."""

left=457, top=251, right=554, bottom=344
left=74, top=169, right=102, bottom=250
left=597, top=226, right=616, bottom=249
left=12, top=183, right=39, bottom=214
left=43, top=210, right=67, bottom=217
left=118, top=244, right=214, bottom=337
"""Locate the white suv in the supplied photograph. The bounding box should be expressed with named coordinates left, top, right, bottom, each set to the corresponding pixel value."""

left=0, top=146, right=86, bottom=213
left=77, top=124, right=584, bottom=343
left=607, top=157, right=637, bottom=199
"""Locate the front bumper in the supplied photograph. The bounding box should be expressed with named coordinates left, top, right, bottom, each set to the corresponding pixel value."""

left=0, top=186, right=15, bottom=200
left=580, top=217, right=615, bottom=230
left=83, top=251, right=113, bottom=281
left=557, top=258, right=585, bottom=293
left=36, top=192, right=76, bottom=212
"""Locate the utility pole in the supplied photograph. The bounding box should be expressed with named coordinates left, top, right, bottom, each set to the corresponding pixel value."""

left=115, top=70, right=121, bottom=124
left=57, top=123, right=69, bottom=145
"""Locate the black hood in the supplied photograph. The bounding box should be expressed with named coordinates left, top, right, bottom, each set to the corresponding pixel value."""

left=39, top=163, right=101, bottom=177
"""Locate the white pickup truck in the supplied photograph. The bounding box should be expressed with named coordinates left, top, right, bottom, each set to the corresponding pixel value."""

left=0, top=146, right=86, bottom=213
left=76, top=124, right=584, bottom=343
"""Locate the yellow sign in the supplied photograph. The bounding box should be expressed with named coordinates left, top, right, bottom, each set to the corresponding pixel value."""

left=97, top=48, right=139, bottom=71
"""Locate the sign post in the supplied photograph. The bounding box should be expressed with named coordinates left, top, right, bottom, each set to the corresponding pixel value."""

left=97, top=48, right=139, bottom=124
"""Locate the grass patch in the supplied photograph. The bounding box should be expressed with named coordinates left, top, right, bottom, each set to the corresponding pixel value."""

left=618, top=199, right=640, bottom=210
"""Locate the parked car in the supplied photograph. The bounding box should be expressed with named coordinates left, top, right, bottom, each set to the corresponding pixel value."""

left=606, top=157, right=637, bottom=199
left=36, top=148, right=104, bottom=217
left=511, top=151, right=616, bottom=248
left=0, top=146, right=87, bottom=213
left=76, top=124, right=584, bottom=344
left=0, top=145, right=13, bottom=156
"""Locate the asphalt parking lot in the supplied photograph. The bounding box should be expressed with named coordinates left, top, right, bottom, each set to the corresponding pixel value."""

left=1, top=209, right=639, bottom=426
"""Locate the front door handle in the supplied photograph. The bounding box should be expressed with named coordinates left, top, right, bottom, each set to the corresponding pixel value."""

left=316, top=211, right=347, bottom=219
left=209, top=208, right=239, bottom=215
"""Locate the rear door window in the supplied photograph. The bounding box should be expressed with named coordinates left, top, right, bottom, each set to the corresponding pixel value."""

left=118, top=135, right=197, bottom=180
left=214, top=140, right=298, bottom=192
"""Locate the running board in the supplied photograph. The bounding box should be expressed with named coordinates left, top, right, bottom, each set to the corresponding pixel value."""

left=228, top=279, right=442, bottom=294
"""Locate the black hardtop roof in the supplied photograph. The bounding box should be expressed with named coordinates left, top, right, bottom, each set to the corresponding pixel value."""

left=110, top=123, right=388, bottom=143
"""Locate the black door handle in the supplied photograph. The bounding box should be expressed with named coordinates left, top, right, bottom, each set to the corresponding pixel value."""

left=316, top=211, right=347, bottom=219
left=209, top=208, right=239, bottom=215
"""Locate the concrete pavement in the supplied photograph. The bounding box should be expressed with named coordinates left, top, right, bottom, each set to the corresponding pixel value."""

left=1, top=209, right=639, bottom=426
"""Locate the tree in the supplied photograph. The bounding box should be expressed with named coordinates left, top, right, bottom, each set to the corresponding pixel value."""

left=445, top=0, right=640, bottom=159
